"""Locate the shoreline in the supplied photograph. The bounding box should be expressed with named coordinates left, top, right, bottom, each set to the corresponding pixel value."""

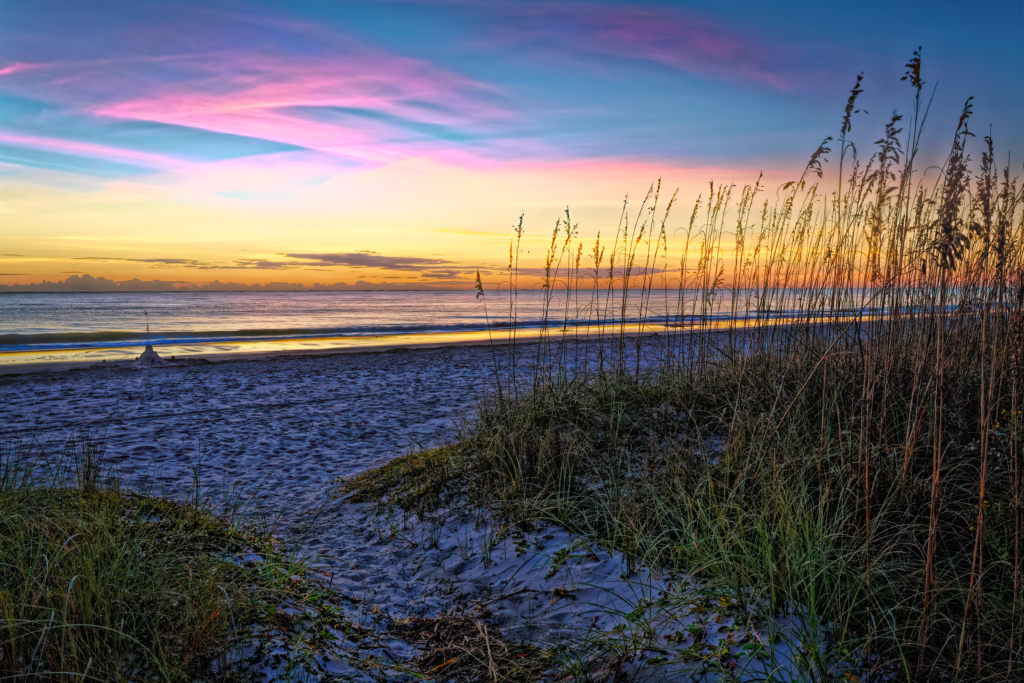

left=0, top=323, right=690, bottom=375
left=0, top=310, right=860, bottom=377
left=0, top=334, right=503, bottom=376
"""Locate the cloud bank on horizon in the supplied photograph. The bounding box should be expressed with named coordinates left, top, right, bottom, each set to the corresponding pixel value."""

left=0, top=273, right=446, bottom=292
left=1, top=0, right=1021, bottom=289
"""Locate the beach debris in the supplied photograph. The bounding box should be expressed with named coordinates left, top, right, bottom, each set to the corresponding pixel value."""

left=132, top=343, right=171, bottom=369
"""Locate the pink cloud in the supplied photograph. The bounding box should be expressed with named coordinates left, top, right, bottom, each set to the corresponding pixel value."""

left=0, top=132, right=189, bottom=171
left=0, top=3, right=798, bottom=177
left=98, top=47, right=501, bottom=118
left=0, top=62, right=41, bottom=77
left=1, top=20, right=510, bottom=166
left=93, top=53, right=493, bottom=162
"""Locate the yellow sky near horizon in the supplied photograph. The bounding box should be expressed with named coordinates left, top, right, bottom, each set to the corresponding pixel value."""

left=2, top=157, right=784, bottom=289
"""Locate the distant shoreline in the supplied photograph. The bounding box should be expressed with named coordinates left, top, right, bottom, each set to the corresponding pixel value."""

left=0, top=333, right=504, bottom=375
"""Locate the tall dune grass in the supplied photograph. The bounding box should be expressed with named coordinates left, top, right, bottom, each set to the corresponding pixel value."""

left=466, top=51, right=1024, bottom=680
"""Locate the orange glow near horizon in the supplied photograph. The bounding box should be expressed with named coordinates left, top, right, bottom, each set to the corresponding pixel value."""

left=0, top=157, right=794, bottom=290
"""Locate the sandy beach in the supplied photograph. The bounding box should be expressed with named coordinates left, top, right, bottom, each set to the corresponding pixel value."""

left=0, top=346, right=497, bottom=506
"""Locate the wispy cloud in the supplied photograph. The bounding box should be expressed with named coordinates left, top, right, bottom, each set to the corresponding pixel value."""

left=476, top=2, right=796, bottom=90
left=0, top=10, right=510, bottom=172
left=0, top=273, right=464, bottom=292
left=0, top=62, right=37, bottom=77
left=282, top=253, right=455, bottom=270
left=0, top=132, right=184, bottom=170
left=72, top=257, right=208, bottom=267
left=67, top=252, right=468, bottom=275
left=216, top=259, right=301, bottom=270
left=202, top=253, right=468, bottom=274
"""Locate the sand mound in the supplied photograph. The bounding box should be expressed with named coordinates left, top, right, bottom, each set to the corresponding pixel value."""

left=132, top=344, right=171, bottom=369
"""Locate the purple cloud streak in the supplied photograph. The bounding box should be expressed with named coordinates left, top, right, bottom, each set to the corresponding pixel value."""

left=477, top=2, right=796, bottom=90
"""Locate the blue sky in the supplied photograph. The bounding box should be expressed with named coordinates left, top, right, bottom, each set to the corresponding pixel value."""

left=1, top=0, right=1021, bottom=287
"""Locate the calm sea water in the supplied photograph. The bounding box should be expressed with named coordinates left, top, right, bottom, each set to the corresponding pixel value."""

left=1, top=291, right=501, bottom=351
left=0, top=289, right=857, bottom=364
left=0, top=290, right=649, bottom=358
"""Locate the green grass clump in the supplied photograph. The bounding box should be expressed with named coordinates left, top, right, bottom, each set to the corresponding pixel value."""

left=336, top=444, right=467, bottom=516
left=0, top=437, right=363, bottom=681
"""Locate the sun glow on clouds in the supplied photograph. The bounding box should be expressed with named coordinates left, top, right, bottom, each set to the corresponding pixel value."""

left=1, top=1, right=810, bottom=180
left=0, top=8, right=549, bottom=286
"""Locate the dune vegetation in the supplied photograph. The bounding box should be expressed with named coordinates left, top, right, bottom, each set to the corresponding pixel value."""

left=348, top=52, right=1024, bottom=681
left=0, top=434, right=377, bottom=681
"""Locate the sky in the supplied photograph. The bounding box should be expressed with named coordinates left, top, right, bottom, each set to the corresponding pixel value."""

left=1, top=0, right=1021, bottom=291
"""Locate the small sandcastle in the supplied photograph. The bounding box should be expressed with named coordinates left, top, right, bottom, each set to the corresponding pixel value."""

left=132, top=344, right=171, bottom=368
left=131, top=310, right=172, bottom=368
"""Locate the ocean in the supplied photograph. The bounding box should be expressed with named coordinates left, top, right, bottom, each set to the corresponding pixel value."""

left=0, top=288, right=863, bottom=366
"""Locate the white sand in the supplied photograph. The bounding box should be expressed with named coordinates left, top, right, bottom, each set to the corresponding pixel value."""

left=1, top=347, right=493, bottom=507
left=0, top=344, right=857, bottom=681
